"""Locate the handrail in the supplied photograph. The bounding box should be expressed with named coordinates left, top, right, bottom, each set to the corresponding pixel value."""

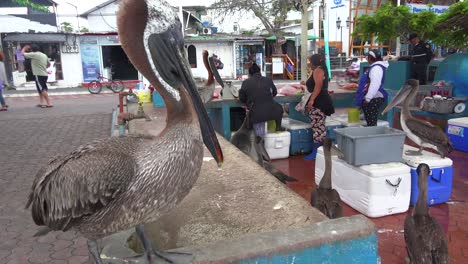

left=285, top=54, right=294, bottom=67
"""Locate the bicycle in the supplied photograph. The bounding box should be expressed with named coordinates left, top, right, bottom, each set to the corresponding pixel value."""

left=87, top=73, right=125, bottom=94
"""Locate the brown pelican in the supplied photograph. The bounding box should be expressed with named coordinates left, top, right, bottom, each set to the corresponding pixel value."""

left=382, top=79, right=453, bottom=158
left=311, top=138, right=343, bottom=219
left=404, top=163, right=449, bottom=263
left=254, top=136, right=298, bottom=184
left=230, top=112, right=297, bottom=183
left=197, top=50, right=224, bottom=103
left=25, top=0, right=223, bottom=263
left=230, top=108, right=252, bottom=154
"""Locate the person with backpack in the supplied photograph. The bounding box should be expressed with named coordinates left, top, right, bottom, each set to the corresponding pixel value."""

left=355, top=49, right=388, bottom=126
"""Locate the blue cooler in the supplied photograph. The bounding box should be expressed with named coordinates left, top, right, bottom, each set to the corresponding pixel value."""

left=447, top=117, right=468, bottom=152
left=402, top=145, right=453, bottom=206
left=281, top=118, right=313, bottom=155
left=326, top=118, right=343, bottom=142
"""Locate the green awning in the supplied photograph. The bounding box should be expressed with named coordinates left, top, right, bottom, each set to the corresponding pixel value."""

left=266, top=35, right=319, bottom=41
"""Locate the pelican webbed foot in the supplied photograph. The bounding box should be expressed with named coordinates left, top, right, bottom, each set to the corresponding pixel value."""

left=132, top=225, right=193, bottom=264
left=87, top=240, right=105, bottom=264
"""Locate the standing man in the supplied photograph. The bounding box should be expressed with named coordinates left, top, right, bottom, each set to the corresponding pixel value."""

left=21, top=44, right=53, bottom=108
left=409, top=33, right=433, bottom=85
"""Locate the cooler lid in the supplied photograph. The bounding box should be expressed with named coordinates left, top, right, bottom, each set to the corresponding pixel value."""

left=264, top=131, right=291, bottom=139
left=331, top=115, right=361, bottom=127
left=402, top=145, right=453, bottom=167
left=281, top=118, right=312, bottom=129
left=326, top=118, right=341, bottom=126
left=448, top=117, right=468, bottom=127
left=359, top=162, right=411, bottom=177
left=317, top=147, right=411, bottom=177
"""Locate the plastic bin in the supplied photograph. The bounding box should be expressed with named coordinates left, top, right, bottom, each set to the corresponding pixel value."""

left=420, top=97, right=460, bottom=114
left=334, top=126, right=406, bottom=166
left=447, top=117, right=468, bottom=152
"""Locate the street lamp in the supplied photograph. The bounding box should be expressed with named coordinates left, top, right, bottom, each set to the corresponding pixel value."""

left=336, top=17, right=342, bottom=53
left=66, top=2, right=80, bottom=33
left=346, top=17, right=352, bottom=29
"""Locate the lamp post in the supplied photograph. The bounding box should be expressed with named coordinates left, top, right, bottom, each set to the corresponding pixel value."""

left=346, top=17, right=351, bottom=56
left=336, top=17, right=343, bottom=53
left=66, top=2, right=80, bottom=33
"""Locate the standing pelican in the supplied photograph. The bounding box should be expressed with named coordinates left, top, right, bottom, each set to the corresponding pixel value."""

left=404, top=163, right=449, bottom=263
left=311, top=138, right=343, bottom=219
left=382, top=79, right=453, bottom=158
left=197, top=50, right=224, bottom=103
left=26, top=0, right=223, bottom=263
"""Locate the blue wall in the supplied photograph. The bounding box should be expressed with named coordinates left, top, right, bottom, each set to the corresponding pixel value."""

left=238, top=235, right=379, bottom=264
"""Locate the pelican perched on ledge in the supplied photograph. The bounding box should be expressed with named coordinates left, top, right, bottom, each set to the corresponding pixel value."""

left=26, top=0, right=223, bottom=263
left=382, top=79, right=453, bottom=158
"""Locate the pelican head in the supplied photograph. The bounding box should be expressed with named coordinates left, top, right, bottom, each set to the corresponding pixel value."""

left=416, top=163, right=430, bottom=180
left=118, top=0, right=223, bottom=165
left=382, top=79, right=419, bottom=114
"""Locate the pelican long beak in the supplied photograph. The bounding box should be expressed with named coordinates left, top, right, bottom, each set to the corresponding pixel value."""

left=208, top=56, right=224, bottom=88
left=381, top=83, right=414, bottom=114
left=148, top=27, right=223, bottom=166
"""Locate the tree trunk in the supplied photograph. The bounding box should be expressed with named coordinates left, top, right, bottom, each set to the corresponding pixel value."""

left=272, top=41, right=283, bottom=55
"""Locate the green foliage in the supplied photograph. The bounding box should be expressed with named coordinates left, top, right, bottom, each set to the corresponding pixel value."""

left=10, top=0, right=49, bottom=13
left=353, top=3, right=412, bottom=43
left=353, top=2, right=467, bottom=49
left=432, top=1, right=468, bottom=49
left=60, top=22, right=74, bottom=33
left=80, top=27, right=89, bottom=33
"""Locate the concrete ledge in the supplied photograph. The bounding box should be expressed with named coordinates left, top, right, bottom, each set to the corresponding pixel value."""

left=181, top=215, right=377, bottom=263
left=102, top=103, right=378, bottom=264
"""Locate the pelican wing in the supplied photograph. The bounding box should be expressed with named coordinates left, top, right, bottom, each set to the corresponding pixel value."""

left=405, top=118, right=450, bottom=146
left=26, top=137, right=141, bottom=231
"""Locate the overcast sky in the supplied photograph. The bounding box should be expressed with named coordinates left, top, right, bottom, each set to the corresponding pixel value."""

left=53, top=0, right=217, bottom=30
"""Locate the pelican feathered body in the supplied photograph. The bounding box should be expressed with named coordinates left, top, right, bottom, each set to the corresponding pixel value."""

left=311, top=138, right=343, bottom=219
left=230, top=109, right=252, bottom=154
left=382, top=79, right=453, bottom=158
left=26, top=0, right=223, bottom=263
left=404, top=163, right=449, bottom=263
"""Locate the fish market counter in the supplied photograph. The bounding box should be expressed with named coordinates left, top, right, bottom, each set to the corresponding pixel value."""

left=206, top=91, right=356, bottom=141
left=101, top=103, right=379, bottom=264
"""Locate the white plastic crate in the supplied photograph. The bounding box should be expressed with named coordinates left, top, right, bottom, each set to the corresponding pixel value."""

left=315, top=147, right=411, bottom=217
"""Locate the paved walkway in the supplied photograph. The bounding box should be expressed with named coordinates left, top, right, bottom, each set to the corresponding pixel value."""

left=0, top=96, right=115, bottom=264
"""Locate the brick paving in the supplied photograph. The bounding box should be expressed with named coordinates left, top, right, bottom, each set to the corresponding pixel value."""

left=0, top=96, right=115, bottom=264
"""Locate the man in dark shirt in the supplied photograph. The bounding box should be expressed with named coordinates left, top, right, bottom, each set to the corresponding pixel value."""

left=409, top=33, right=433, bottom=85
left=239, top=63, right=283, bottom=138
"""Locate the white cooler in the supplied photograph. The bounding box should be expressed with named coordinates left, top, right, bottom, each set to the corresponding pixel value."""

left=315, top=147, right=411, bottom=218
left=264, top=131, right=291, bottom=160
